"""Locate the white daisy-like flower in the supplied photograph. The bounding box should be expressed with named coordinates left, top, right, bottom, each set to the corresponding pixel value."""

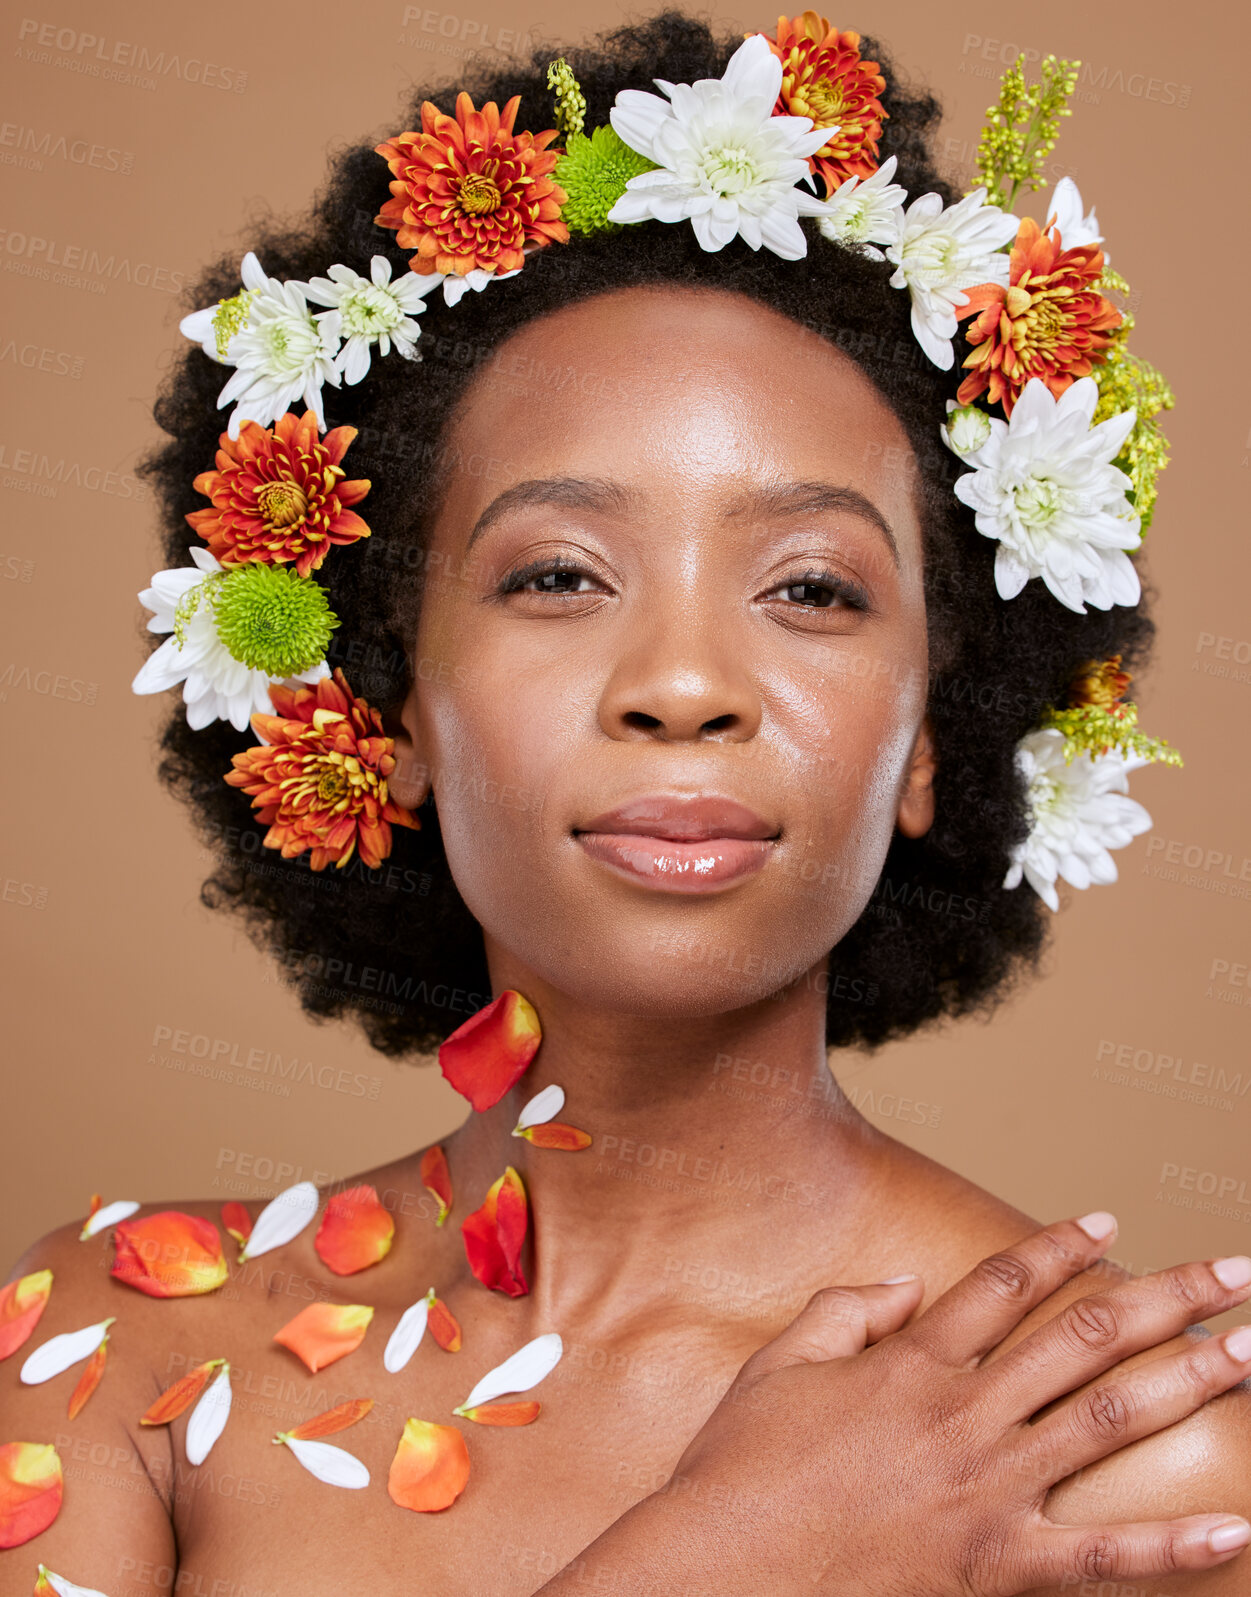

left=949, top=376, right=1140, bottom=613
left=884, top=187, right=1019, bottom=369
left=605, top=33, right=838, bottom=260
left=1005, top=728, right=1153, bottom=911
left=180, top=252, right=341, bottom=439
left=1043, top=175, right=1103, bottom=250
left=815, top=154, right=907, bottom=260
left=131, top=546, right=329, bottom=732
left=297, top=256, right=440, bottom=384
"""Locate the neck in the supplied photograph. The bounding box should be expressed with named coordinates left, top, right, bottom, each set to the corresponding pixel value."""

left=439, top=946, right=887, bottom=1333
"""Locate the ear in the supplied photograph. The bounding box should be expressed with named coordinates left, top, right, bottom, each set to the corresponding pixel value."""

left=385, top=674, right=433, bottom=812
left=896, top=713, right=936, bottom=840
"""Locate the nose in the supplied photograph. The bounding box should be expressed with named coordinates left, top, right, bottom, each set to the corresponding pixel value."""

left=595, top=604, right=763, bottom=744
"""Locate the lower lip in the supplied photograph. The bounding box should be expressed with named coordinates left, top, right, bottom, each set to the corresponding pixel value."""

left=573, top=832, right=775, bottom=893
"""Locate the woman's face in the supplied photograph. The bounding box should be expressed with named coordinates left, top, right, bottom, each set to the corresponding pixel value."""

left=395, top=285, right=935, bottom=1016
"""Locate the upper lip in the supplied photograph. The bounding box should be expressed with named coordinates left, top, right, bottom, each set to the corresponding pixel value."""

left=574, top=794, right=780, bottom=842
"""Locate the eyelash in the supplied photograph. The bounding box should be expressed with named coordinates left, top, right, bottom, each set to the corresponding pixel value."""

left=495, top=559, right=872, bottom=612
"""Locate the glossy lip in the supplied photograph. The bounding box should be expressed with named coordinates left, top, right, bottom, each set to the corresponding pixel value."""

left=572, top=794, right=780, bottom=895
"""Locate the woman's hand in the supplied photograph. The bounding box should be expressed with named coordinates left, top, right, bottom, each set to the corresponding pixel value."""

left=537, top=1213, right=1251, bottom=1596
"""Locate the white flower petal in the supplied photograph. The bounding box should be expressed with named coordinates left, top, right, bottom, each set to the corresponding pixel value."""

left=21, top=1320, right=112, bottom=1384
left=461, top=1332, right=563, bottom=1411
left=383, top=1296, right=429, bottom=1373
left=515, top=1084, right=565, bottom=1131
left=38, top=1568, right=112, bottom=1597
left=239, top=1180, right=320, bottom=1261
left=186, top=1364, right=232, bottom=1464
left=284, top=1436, right=370, bottom=1488
left=80, top=1200, right=140, bottom=1239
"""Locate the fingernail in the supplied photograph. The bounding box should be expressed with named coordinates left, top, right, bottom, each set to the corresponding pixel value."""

left=1223, top=1325, right=1251, bottom=1362
left=1212, top=1256, right=1251, bottom=1290
left=1074, top=1211, right=1117, bottom=1240
left=877, top=1274, right=918, bottom=1284
left=1207, top=1518, right=1251, bottom=1553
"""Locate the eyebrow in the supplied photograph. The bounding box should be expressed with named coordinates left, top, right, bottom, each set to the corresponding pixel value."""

left=464, top=474, right=900, bottom=569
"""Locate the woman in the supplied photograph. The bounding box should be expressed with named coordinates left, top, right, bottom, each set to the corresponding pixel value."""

left=3, top=10, right=1249, bottom=1594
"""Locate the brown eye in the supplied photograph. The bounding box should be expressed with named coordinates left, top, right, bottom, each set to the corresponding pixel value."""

left=772, top=569, right=870, bottom=611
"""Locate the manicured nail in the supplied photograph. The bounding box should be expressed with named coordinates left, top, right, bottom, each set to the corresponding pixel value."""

left=877, top=1274, right=918, bottom=1284
left=1223, top=1325, right=1251, bottom=1362
left=1211, top=1256, right=1251, bottom=1290
left=1074, top=1211, right=1117, bottom=1240
left=1207, top=1518, right=1251, bottom=1553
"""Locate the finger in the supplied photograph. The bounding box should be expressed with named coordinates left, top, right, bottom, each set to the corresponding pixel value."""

left=984, top=1252, right=1251, bottom=1419
left=737, top=1277, right=924, bottom=1383
left=1013, top=1511, right=1251, bottom=1589
left=908, top=1214, right=1118, bottom=1368
left=1011, top=1320, right=1251, bottom=1487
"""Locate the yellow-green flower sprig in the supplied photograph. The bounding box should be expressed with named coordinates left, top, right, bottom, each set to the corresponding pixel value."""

left=974, top=54, right=1080, bottom=211
left=554, top=125, right=658, bottom=235
left=1041, top=701, right=1183, bottom=768
left=547, top=57, right=586, bottom=139
left=210, top=289, right=258, bottom=359
left=1089, top=266, right=1174, bottom=532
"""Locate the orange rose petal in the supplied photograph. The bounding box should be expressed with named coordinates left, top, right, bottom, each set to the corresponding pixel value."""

left=426, top=1296, right=462, bottom=1353
left=287, top=1397, right=374, bottom=1441
left=461, top=1167, right=529, bottom=1297
left=0, top=1271, right=53, bottom=1361
left=518, top=1122, right=592, bottom=1151
left=110, top=1211, right=228, bottom=1298
left=419, top=1145, right=452, bottom=1226
left=66, top=1337, right=109, bottom=1421
left=0, top=1442, right=62, bottom=1549
left=273, top=1303, right=374, bottom=1373
left=438, top=990, right=542, bottom=1111
left=314, top=1185, right=396, bottom=1275
left=221, top=1201, right=253, bottom=1251
left=387, top=1419, right=470, bottom=1513
left=139, top=1358, right=225, bottom=1426
left=460, top=1400, right=540, bottom=1426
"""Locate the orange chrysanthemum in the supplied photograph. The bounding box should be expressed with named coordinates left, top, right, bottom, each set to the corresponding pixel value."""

left=759, top=12, right=886, bottom=191
left=375, top=92, right=569, bottom=278
left=224, top=668, right=419, bottom=871
left=1068, top=654, right=1132, bottom=712
left=955, top=216, right=1122, bottom=415
left=185, top=411, right=371, bottom=579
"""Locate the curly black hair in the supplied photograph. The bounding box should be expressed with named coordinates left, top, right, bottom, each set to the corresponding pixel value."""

left=138, top=8, right=1157, bottom=1058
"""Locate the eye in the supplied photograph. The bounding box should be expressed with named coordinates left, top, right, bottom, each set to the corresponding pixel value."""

left=768, top=567, right=871, bottom=612
left=496, top=558, right=607, bottom=598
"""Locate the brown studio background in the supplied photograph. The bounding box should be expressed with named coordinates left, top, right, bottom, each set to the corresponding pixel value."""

left=1, top=0, right=1248, bottom=1324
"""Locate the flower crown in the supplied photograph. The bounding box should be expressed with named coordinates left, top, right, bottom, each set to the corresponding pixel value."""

left=133, top=17, right=1181, bottom=910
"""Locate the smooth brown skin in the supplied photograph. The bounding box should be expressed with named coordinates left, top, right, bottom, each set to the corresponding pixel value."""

left=5, top=287, right=1250, bottom=1595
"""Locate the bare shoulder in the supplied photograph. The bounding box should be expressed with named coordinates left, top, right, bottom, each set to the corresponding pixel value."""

left=882, top=1142, right=1251, bottom=1595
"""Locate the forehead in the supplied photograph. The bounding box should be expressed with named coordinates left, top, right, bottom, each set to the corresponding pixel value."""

left=439, top=284, right=921, bottom=542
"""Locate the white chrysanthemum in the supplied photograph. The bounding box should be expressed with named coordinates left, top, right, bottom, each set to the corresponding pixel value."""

left=1005, top=728, right=1153, bottom=912
left=815, top=154, right=907, bottom=260
left=298, top=256, right=439, bottom=384
left=131, top=546, right=329, bottom=731
left=439, top=265, right=522, bottom=307
left=605, top=33, right=837, bottom=260
left=941, top=401, right=992, bottom=458
left=950, top=376, right=1140, bottom=613
left=884, top=187, right=1019, bottom=369
left=180, top=252, right=341, bottom=439
left=1044, top=175, right=1103, bottom=250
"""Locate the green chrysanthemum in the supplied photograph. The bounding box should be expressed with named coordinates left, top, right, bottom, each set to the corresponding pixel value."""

left=212, top=564, right=338, bottom=677
left=554, top=126, right=659, bottom=235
